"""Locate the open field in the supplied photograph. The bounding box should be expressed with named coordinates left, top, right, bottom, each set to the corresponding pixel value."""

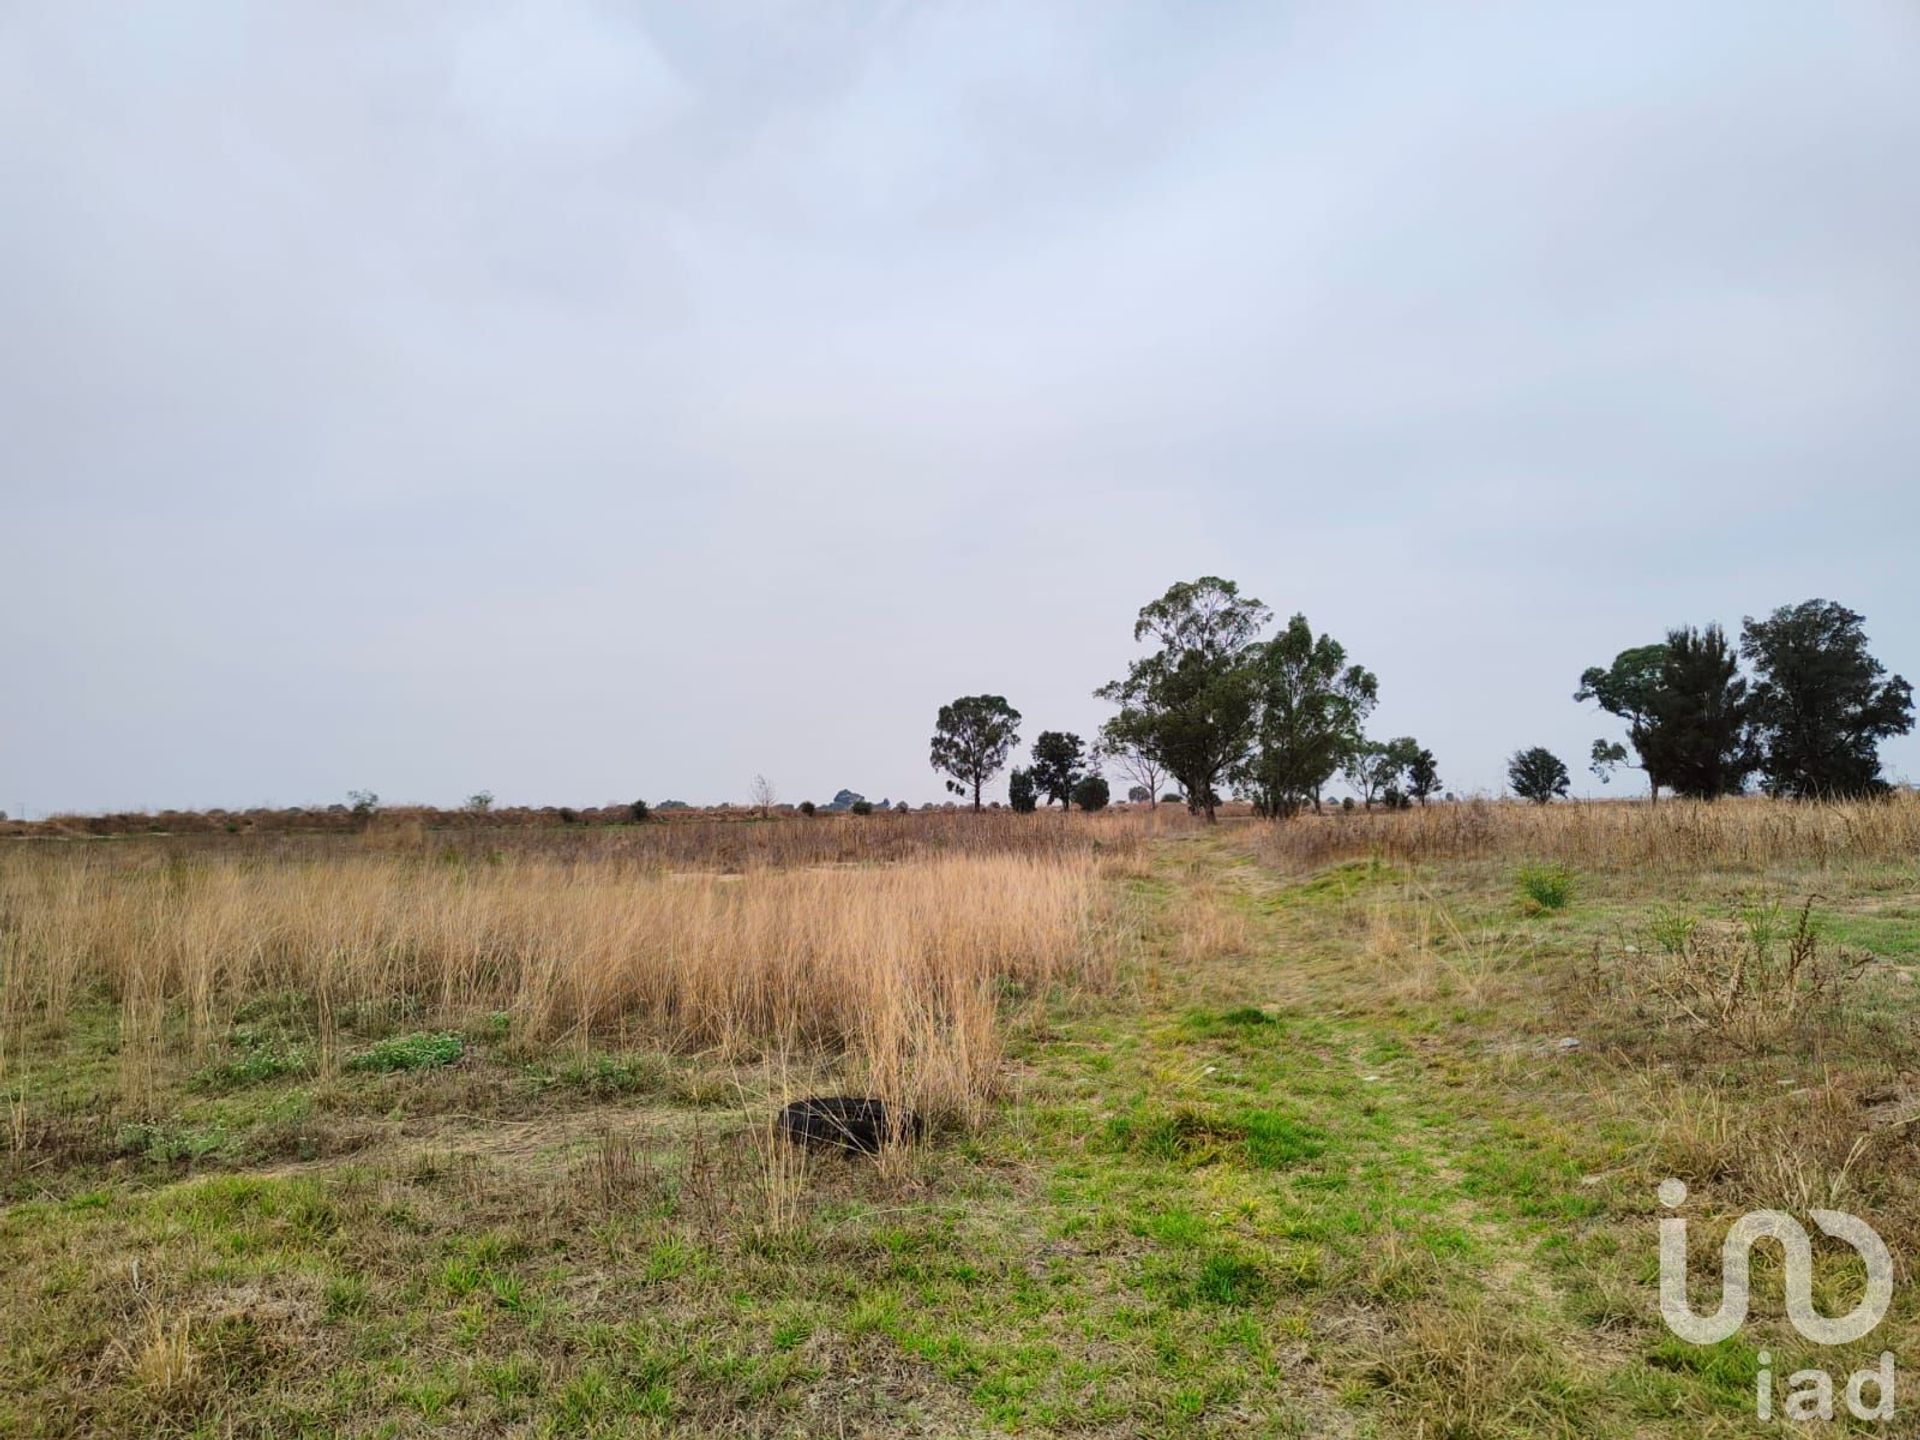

left=3, top=798, right=1920, bottom=1436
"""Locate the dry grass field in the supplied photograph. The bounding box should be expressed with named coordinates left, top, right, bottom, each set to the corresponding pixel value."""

left=3, top=796, right=1919, bottom=1436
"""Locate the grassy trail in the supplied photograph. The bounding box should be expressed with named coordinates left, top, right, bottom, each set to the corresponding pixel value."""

left=982, top=826, right=1741, bottom=1437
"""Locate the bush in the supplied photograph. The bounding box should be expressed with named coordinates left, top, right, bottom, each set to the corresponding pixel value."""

left=1072, top=775, right=1110, bottom=812
left=1515, top=862, right=1575, bottom=913
left=798, top=800, right=816, bottom=817
left=629, top=800, right=650, bottom=823
left=1008, top=768, right=1038, bottom=814
left=849, top=799, right=874, bottom=816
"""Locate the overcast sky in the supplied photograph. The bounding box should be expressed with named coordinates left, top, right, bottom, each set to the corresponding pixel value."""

left=4, top=2, right=1917, bottom=815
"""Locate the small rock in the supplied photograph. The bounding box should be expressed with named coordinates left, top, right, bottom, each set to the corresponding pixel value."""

left=1556, top=1036, right=1582, bottom=1052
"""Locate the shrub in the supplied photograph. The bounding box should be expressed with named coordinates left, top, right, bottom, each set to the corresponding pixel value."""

left=798, top=801, right=816, bottom=817
left=1008, top=768, right=1038, bottom=814
left=1072, top=775, right=1110, bottom=812
left=849, top=799, right=874, bottom=816
left=629, top=800, right=650, bottom=823
left=1515, top=862, right=1575, bottom=913
left=348, top=1031, right=464, bottom=1074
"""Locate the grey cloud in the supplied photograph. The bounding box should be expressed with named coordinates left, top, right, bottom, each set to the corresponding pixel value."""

left=3, top=0, right=1916, bottom=813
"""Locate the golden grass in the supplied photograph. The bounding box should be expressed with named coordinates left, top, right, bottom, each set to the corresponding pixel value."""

left=15, top=803, right=1170, bottom=868
left=0, top=842, right=1125, bottom=1123
left=1259, top=792, right=1920, bottom=872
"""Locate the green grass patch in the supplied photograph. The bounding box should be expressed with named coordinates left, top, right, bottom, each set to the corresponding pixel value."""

left=347, top=1031, right=464, bottom=1074
left=191, top=1033, right=312, bottom=1090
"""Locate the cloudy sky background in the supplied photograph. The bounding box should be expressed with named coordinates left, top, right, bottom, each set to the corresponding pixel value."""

left=4, top=1, right=1917, bottom=814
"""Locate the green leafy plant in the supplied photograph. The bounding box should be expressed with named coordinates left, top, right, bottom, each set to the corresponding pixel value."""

left=348, top=1031, right=464, bottom=1074
left=1515, top=862, right=1575, bottom=913
left=190, top=1034, right=311, bottom=1090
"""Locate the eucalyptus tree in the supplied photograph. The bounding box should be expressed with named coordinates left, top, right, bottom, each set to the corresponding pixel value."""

left=1239, top=614, right=1377, bottom=818
left=929, top=695, right=1023, bottom=811
left=1096, top=577, right=1270, bottom=822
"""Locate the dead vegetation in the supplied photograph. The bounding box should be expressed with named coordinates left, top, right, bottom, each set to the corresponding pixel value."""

left=0, top=834, right=1136, bottom=1127
left=1259, top=791, right=1920, bottom=873
left=1604, top=897, right=1873, bottom=1052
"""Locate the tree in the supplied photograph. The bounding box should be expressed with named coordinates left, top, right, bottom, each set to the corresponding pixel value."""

left=347, top=790, right=380, bottom=824
left=750, top=774, right=777, bottom=818
left=849, top=799, right=875, bottom=816
left=1127, top=785, right=1151, bottom=803
left=1008, top=768, right=1039, bottom=813
left=1508, top=747, right=1570, bottom=805
left=798, top=800, right=817, bottom=817
left=630, top=799, right=651, bottom=823
left=1340, top=736, right=1419, bottom=810
left=1029, top=731, right=1087, bottom=813
left=1405, top=748, right=1440, bottom=806
left=1238, top=615, right=1377, bottom=818
left=1640, top=624, right=1757, bottom=800
left=1575, top=644, right=1670, bottom=801
left=930, top=695, right=1023, bottom=811
left=1096, top=578, right=1270, bottom=822
left=1095, top=708, right=1167, bottom=809
left=1742, top=600, right=1914, bottom=797
left=466, top=791, right=494, bottom=814
left=1073, top=775, right=1110, bottom=812
left=1340, top=741, right=1391, bottom=810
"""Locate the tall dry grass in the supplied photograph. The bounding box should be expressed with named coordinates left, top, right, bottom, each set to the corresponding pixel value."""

left=1258, top=792, right=1920, bottom=873
left=0, top=843, right=1122, bottom=1123
left=15, top=805, right=1170, bottom=869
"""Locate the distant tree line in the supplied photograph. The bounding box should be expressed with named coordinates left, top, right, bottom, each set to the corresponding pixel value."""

left=929, top=580, right=1913, bottom=818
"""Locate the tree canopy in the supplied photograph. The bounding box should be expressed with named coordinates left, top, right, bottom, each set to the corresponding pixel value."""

left=1029, top=731, right=1088, bottom=812
left=930, top=695, right=1023, bottom=811
left=1640, top=624, right=1756, bottom=800
left=1742, top=600, right=1914, bottom=798
left=1238, top=614, right=1377, bottom=818
left=1072, top=774, right=1110, bottom=812
left=1575, top=643, right=1669, bottom=799
left=1508, top=747, right=1570, bottom=805
left=1095, top=708, right=1167, bottom=809
left=1007, top=767, right=1038, bottom=813
left=1405, top=747, right=1441, bottom=806
left=1096, top=578, right=1269, bottom=822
